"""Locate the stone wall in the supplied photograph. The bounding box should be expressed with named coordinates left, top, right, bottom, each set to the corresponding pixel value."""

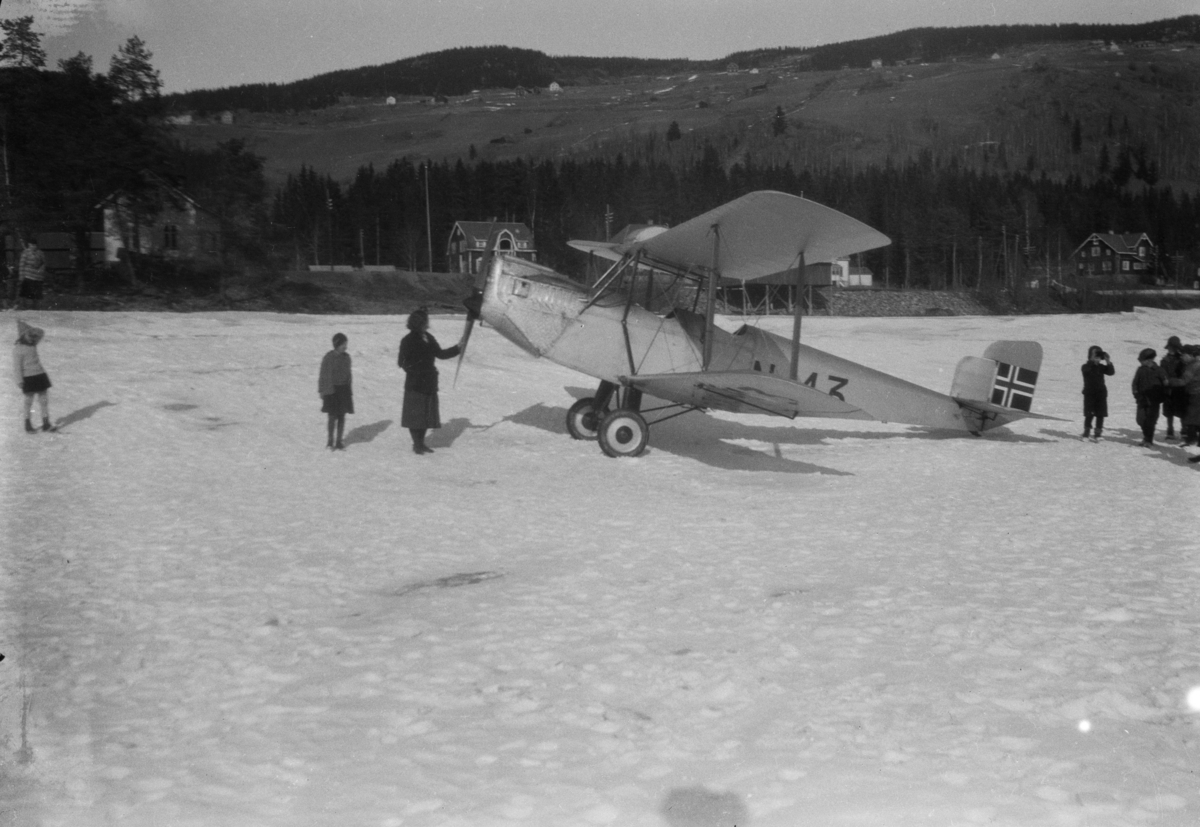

left=824, top=289, right=993, bottom=317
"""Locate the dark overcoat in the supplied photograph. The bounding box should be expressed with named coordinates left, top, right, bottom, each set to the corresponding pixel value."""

left=1081, top=360, right=1115, bottom=418
left=398, top=331, right=461, bottom=429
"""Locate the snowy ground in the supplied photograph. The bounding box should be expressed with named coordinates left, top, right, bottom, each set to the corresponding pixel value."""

left=1, top=306, right=1198, bottom=827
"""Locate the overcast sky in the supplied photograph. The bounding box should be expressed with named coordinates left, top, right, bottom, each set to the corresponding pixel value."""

left=3, top=0, right=1193, bottom=94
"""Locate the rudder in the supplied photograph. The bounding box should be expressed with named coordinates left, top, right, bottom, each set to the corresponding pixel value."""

left=951, top=340, right=1044, bottom=416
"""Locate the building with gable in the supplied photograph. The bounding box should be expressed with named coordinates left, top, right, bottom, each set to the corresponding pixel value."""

left=1070, top=232, right=1156, bottom=281
left=447, top=221, right=536, bottom=274
left=99, top=180, right=222, bottom=266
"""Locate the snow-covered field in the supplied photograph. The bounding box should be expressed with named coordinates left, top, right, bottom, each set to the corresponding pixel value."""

left=2, top=307, right=1198, bottom=827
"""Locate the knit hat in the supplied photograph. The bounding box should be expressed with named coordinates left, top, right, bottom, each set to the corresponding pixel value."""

left=16, top=320, right=43, bottom=344
left=1166, top=336, right=1182, bottom=350
left=1138, top=348, right=1157, bottom=362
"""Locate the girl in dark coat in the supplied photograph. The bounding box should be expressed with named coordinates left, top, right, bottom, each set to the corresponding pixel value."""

left=318, top=332, right=353, bottom=450
left=1081, top=344, right=1115, bottom=441
left=398, top=310, right=461, bottom=454
left=1131, top=348, right=1166, bottom=447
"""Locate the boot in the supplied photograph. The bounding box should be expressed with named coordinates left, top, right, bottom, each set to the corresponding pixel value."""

left=41, top=418, right=55, bottom=432
left=24, top=418, right=36, bottom=434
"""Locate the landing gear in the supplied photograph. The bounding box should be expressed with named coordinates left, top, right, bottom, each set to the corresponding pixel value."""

left=566, top=397, right=603, bottom=440
left=597, top=409, right=649, bottom=458
left=568, top=381, right=659, bottom=457
left=565, top=380, right=617, bottom=441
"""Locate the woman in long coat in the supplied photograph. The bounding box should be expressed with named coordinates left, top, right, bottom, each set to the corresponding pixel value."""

left=398, top=309, right=461, bottom=454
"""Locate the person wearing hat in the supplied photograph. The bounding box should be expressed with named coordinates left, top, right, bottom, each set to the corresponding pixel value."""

left=1080, top=344, right=1115, bottom=442
left=1131, top=348, right=1167, bottom=447
left=1170, top=344, right=1200, bottom=447
left=397, top=309, right=463, bottom=454
left=1160, top=336, right=1186, bottom=440
left=318, top=332, right=353, bottom=450
left=17, top=238, right=47, bottom=310
left=13, top=320, right=55, bottom=432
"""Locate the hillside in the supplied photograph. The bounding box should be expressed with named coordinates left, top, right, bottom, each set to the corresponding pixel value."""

left=174, top=38, right=1200, bottom=194
left=163, top=18, right=1200, bottom=114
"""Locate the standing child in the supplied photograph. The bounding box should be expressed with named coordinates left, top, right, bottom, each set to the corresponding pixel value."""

left=1081, top=344, right=1114, bottom=441
left=318, top=332, right=353, bottom=450
left=1160, top=336, right=1186, bottom=440
left=13, top=320, right=55, bottom=433
left=1131, top=348, right=1166, bottom=447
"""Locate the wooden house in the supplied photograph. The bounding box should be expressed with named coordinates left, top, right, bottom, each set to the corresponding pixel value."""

left=447, top=221, right=536, bottom=274
left=99, top=182, right=222, bottom=265
left=1070, top=232, right=1155, bottom=281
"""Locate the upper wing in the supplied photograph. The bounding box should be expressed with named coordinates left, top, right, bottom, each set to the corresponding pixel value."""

left=625, top=371, right=873, bottom=420
left=565, top=240, right=625, bottom=263
left=635, top=191, right=890, bottom=283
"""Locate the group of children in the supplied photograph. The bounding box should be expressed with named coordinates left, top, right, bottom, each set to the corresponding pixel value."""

left=1084, top=335, right=1200, bottom=461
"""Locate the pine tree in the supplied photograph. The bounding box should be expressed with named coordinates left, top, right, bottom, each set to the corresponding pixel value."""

left=0, top=16, right=46, bottom=69
left=109, top=36, right=163, bottom=103
left=666, top=121, right=681, bottom=142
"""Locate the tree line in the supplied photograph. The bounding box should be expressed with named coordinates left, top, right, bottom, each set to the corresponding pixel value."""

left=270, top=147, right=1200, bottom=289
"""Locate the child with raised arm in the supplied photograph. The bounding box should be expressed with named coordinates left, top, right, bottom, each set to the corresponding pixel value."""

left=1081, top=344, right=1114, bottom=442
left=13, top=320, right=55, bottom=433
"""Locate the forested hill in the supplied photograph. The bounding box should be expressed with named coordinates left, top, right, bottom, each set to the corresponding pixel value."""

left=727, top=16, right=1200, bottom=71
left=165, top=16, right=1200, bottom=114
left=164, top=47, right=707, bottom=114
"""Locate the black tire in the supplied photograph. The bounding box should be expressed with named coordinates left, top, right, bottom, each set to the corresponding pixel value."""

left=597, top=409, right=649, bottom=458
left=566, top=397, right=603, bottom=441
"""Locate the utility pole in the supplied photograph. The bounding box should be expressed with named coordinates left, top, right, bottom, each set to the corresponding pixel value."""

left=326, top=189, right=334, bottom=271
left=424, top=164, right=433, bottom=273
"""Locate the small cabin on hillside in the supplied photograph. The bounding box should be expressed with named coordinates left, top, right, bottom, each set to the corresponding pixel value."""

left=1070, top=232, right=1155, bottom=281
left=447, top=221, right=536, bottom=274
left=99, top=182, right=222, bottom=265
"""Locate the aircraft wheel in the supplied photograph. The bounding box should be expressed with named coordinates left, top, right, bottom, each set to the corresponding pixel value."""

left=597, top=409, right=649, bottom=458
left=566, top=397, right=603, bottom=440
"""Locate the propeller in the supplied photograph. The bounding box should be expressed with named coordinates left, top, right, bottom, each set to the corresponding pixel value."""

left=453, top=221, right=495, bottom=388
left=453, top=287, right=482, bottom=388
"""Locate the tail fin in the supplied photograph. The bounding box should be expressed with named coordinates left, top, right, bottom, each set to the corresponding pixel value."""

left=951, top=341, right=1056, bottom=431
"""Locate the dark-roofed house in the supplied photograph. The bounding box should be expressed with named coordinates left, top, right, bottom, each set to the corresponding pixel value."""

left=447, top=221, right=536, bottom=274
left=1071, top=232, right=1155, bottom=281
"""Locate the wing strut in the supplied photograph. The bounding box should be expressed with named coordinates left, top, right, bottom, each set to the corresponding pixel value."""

left=702, top=223, right=720, bottom=370
left=788, top=249, right=806, bottom=380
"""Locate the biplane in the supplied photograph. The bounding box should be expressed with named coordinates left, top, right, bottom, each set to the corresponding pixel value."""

left=458, top=190, right=1055, bottom=458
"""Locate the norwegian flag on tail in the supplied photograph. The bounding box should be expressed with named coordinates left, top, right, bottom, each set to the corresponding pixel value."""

left=991, top=362, right=1038, bottom=411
